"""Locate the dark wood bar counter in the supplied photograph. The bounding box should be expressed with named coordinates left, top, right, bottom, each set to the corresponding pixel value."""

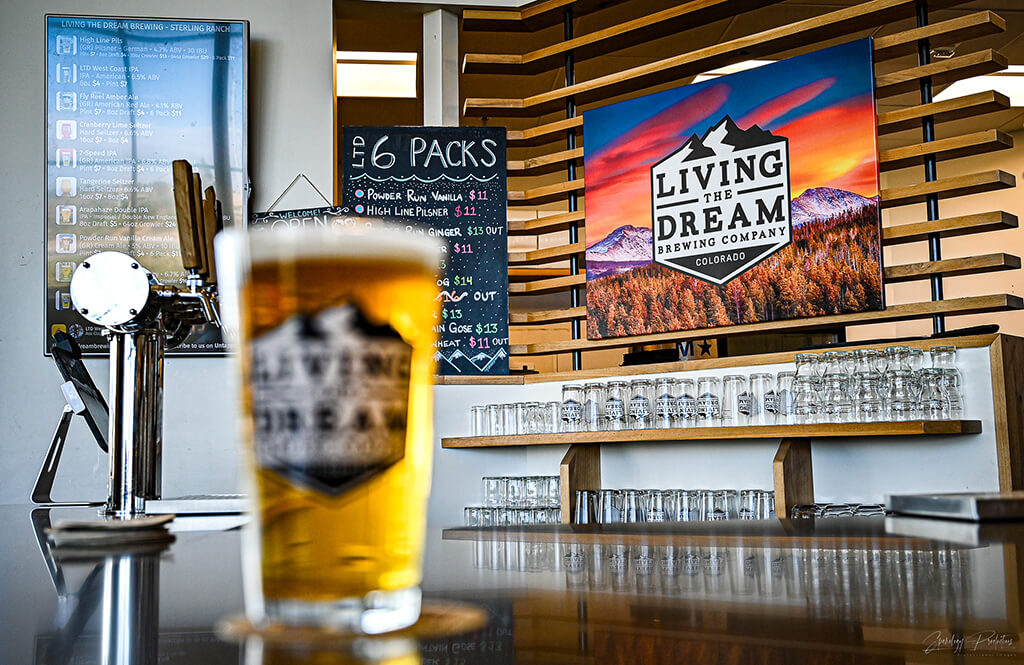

left=5, top=504, right=1024, bottom=664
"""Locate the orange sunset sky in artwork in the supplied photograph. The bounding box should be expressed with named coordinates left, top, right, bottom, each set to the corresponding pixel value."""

left=583, top=39, right=880, bottom=247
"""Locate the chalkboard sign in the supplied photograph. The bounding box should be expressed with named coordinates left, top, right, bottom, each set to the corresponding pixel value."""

left=250, top=126, right=509, bottom=376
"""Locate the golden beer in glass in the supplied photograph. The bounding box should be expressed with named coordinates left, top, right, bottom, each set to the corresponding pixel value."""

left=218, top=227, right=440, bottom=633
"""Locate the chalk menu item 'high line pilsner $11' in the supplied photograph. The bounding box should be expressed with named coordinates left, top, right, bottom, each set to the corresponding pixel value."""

left=216, top=226, right=442, bottom=634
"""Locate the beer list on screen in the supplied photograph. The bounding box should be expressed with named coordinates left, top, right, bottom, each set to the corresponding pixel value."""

left=44, top=16, right=248, bottom=355
left=252, top=126, right=510, bottom=376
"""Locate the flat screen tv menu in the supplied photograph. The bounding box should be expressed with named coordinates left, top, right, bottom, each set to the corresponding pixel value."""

left=44, top=15, right=248, bottom=355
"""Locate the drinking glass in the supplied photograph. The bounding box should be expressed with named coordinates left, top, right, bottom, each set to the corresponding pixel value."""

left=739, top=489, right=760, bottom=520
left=853, top=348, right=883, bottom=378
left=676, top=378, right=697, bottom=427
left=471, top=405, right=487, bottom=436
left=759, top=490, right=776, bottom=519
left=793, top=376, right=820, bottom=425
left=545, top=476, right=561, bottom=507
left=939, top=369, right=964, bottom=418
left=821, top=504, right=855, bottom=518
left=501, top=403, right=517, bottom=435
left=605, top=380, right=629, bottom=431
left=574, top=490, right=597, bottom=524
left=653, top=378, right=678, bottom=429
left=628, top=379, right=654, bottom=430
left=478, top=507, right=494, bottom=527
left=748, top=372, right=773, bottom=426
left=721, top=374, right=747, bottom=426
left=696, top=376, right=721, bottom=426
left=465, top=506, right=482, bottom=526
left=486, top=404, right=502, bottom=436
left=645, top=490, right=671, bottom=522
left=790, top=504, right=819, bottom=519
left=506, top=476, right=526, bottom=506
left=887, top=369, right=917, bottom=421
left=774, top=371, right=796, bottom=424
left=525, top=476, right=543, bottom=506
left=598, top=489, right=622, bottom=523
left=672, top=490, right=700, bottom=521
left=919, top=368, right=950, bottom=420
left=583, top=382, right=605, bottom=432
left=853, top=371, right=885, bottom=422
left=855, top=504, right=886, bottom=517
left=217, top=226, right=441, bottom=633
left=622, top=490, right=645, bottom=522
left=697, top=490, right=715, bottom=520
left=708, top=490, right=731, bottom=520
left=794, top=353, right=821, bottom=384
left=542, top=401, right=561, bottom=433
left=561, top=385, right=584, bottom=433
left=821, top=367, right=853, bottom=424
left=482, top=476, right=506, bottom=507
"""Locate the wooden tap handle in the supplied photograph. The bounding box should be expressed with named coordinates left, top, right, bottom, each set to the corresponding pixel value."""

left=171, top=160, right=201, bottom=272
left=191, top=172, right=209, bottom=279
left=202, top=186, right=219, bottom=285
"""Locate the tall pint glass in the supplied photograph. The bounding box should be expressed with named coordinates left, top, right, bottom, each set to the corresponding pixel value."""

left=217, top=226, right=441, bottom=634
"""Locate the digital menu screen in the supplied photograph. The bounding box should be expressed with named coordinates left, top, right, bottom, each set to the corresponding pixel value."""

left=44, top=15, right=248, bottom=355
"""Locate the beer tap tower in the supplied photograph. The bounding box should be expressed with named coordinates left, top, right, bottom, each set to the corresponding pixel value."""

left=66, top=160, right=223, bottom=516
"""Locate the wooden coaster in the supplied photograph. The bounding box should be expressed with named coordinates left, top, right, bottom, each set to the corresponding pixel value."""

left=217, top=600, right=488, bottom=646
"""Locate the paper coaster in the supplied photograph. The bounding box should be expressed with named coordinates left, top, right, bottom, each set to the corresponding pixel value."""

left=217, top=601, right=488, bottom=646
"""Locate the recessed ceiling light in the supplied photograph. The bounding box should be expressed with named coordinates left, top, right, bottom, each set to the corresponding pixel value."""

left=934, top=65, right=1024, bottom=108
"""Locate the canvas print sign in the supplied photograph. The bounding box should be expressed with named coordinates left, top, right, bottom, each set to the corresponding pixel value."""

left=583, top=39, right=883, bottom=339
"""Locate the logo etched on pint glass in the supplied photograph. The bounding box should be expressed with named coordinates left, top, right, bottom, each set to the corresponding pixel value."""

left=251, top=304, right=413, bottom=495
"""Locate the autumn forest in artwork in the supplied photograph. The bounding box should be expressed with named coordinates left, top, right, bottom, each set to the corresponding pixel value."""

left=586, top=205, right=883, bottom=338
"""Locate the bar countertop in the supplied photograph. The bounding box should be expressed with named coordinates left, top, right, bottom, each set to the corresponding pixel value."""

left=5, top=504, right=1024, bottom=664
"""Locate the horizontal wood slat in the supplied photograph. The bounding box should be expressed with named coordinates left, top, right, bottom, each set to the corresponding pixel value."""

left=879, top=129, right=1013, bottom=172
left=508, top=295, right=1023, bottom=355
left=882, top=211, right=1018, bottom=244
left=507, top=117, right=583, bottom=146
left=875, top=49, right=1007, bottom=99
left=443, top=420, right=982, bottom=448
left=509, top=242, right=585, bottom=265
left=464, top=0, right=974, bottom=116
left=462, top=0, right=577, bottom=32
left=507, top=147, right=584, bottom=174
left=510, top=306, right=588, bottom=324
left=876, top=91, right=1010, bottom=135
left=463, top=0, right=780, bottom=74
left=508, top=178, right=585, bottom=205
left=883, top=253, right=1020, bottom=283
left=880, top=170, right=1015, bottom=208
left=872, top=11, right=1005, bottom=61
left=509, top=267, right=572, bottom=281
left=509, top=273, right=586, bottom=294
left=508, top=210, right=585, bottom=235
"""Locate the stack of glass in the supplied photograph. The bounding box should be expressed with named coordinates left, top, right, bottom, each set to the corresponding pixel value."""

left=468, top=344, right=966, bottom=436
left=790, top=503, right=887, bottom=518
left=464, top=475, right=561, bottom=526
left=572, top=488, right=775, bottom=524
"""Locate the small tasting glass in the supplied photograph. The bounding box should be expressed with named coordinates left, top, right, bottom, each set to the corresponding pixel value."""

left=486, top=404, right=502, bottom=436
left=605, top=381, right=629, bottom=431
left=774, top=371, right=796, bottom=424
left=748, top=372, right=773, bottom=426
left=793, top=376, right=821, bottom=425
left=628, top=379, right=654, bottom=430
left=853, top=371, right=885, bottom=422
left=696, top=376, right=722, bottom=426
left=622, top=490, right=645, bottom=523
left=471, top=405, right=487, bottom=437
left=501, top=403, right=517, bottom=436
left=598, top=489, right=622, bottom=524
left=721, top=374, right=747, bottom=426
left=676, top=378, right=697, bottom=427
left=483, top=476, right=506, bottom=507
left=542, top=401, right=561, bottom=433
left=583, top=382, right=606, bottom=432
left=653, top=377, right=678, bottom=429
left=561, top=385, right=584, bottom=433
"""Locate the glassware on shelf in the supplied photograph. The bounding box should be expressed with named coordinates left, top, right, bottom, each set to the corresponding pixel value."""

left=853, top=348, right=884, bottom=379
left=583, top=382, right=606, bottom=432
left=513, top=402, right=527, bottom=435
left=561, top=385, right=584, bottom=433
left=622, top=490, right=645, bottom=523
left=774, top=371, right=796, bottom=424
left=708, top=490, right=731, bottom=520
left=676, top=378, right=697, bottom=428
left=501, top=403, right=517, bottom=436
left=919, top=368, right=951, bottom=420
left=931, top=345, right=964, bottom=417
left=887, top=369, right=917, bottom=421
left=542, top=401, right=561, bottom=433
left=853, top=371, right=885, bottom=422
left=486, top=403, right=503, bottom=435
left=696, top=376, right=722, bottom=426
left=821, top=503, right=856, bottom=518
left=821, top=357, right=853, bottom=423
left=598, top=489, right=622, bottom=523
left=653, top=377, right=678, bottom=429
left=545, top=476, right=561, bottom=507
left=628, top=379, right=654, bottom=430
left=739, top=489, right=760, bottom=520
left=471, top=405, right=487, bottom=436
left=483, top=476, right=507, bottom=506
left=605, top=380, right=629, bottom=431
left=748, top=372, right=773, bottom=426
left=574, top=490, right=597, bottom=524
left=793, top=376, right=821, bottom=425
left=790, top=504, right=820, bottom=519
left=721, top=374, right=747, bottom=426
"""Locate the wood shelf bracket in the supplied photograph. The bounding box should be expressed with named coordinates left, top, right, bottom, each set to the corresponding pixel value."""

left=773, top=438, right=814, bottom=518
left=560, top=443, right=601, bottom=524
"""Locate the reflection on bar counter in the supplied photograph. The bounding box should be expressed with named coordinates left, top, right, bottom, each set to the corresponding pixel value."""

left=468, top=344, right=966, bottom=436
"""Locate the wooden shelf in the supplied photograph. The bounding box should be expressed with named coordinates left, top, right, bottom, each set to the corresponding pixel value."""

left=871, top=11, right=1005, bottom=61
left=877, top=90, right=1010, bottom=135
left=875, top=49, right=1007, bottom=99
left=882, top=211, right=1018, bottom=245
left=879, top=129, right=1013, bottom=172
left=442, top=420, right=981, bottom=449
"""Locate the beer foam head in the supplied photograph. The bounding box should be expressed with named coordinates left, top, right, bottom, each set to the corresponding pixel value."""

left=245, top=222, right=443, bottom=269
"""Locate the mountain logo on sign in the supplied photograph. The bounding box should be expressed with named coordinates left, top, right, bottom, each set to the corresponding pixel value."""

left=650, top=115, right=792, bottom=285
left=434, top=347, right=507, bottom=373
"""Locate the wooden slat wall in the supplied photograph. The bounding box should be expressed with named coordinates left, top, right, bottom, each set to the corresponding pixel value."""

left=461, top=0, right=1021, bottom=372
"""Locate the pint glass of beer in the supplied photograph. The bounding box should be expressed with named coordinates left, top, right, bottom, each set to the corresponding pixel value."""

left=216, top=226, right=441, bottom=634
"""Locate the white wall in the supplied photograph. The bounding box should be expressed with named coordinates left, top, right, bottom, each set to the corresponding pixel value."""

left=0, top=0, right=335, bottom=505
